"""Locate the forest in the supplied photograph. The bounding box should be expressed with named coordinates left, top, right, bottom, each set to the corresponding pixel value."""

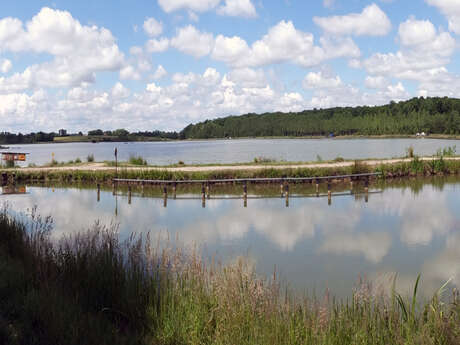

left=179, top=97, right=460, bottom=139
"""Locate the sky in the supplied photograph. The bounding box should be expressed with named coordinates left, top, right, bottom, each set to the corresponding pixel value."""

left=1, top=0, right=460, bottom=133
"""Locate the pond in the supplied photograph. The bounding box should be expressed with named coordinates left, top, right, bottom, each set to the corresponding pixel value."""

left=3, top=177, right=460, bottom=299
left=3, top=138, right=460, bottom=166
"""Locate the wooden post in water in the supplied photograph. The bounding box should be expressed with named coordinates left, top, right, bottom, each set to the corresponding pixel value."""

left=327, top=180, right=332, bottom=206
left=128, top=185, right=132, bottom=205
left=243, top=181, right=247, bottom=208
left=350, top=177, right=354, bottom=194
left=141, top=182, right=145, bottom=197
left=112, top=182, right=115, bottom=196
left=97, top=183, right=100, bottom=202
left=206, top=181, right=210, bottom=199
left=285, top=183, right=289, bottom=207
left=315, top=179, right=320, bottom=197
left=364, top=177, right=369, bottom=203
left=201, top=183, right=206, bottom=208
left=280, top=181, right=284, bottom=197
left=172, top=182, right=177, bottom=199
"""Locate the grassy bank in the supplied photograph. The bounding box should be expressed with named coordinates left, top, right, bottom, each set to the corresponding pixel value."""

left=1, top=208, right=460, bottom=344
left=4, top=156, right=460, bottom=184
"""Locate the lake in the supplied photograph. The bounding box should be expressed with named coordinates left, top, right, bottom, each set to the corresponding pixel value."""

left=4, top=138, right=460, bottom=166
left=3, top=177, right=459, bottom=298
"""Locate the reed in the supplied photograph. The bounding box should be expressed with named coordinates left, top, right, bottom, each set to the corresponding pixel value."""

left=1, top=208, right=460, bottom=344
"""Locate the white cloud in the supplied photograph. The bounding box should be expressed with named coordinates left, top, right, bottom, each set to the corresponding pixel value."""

left=157, top=0, right=221, bottom=13
left=171, top=25, right=214, bottom=58
left=0, top=8, right=124, bottom=91
left=426, top=0, right=460, bottom=34
left=212, top=21, right=360, bottom=68
left=145, top=38, right=170, bottom=53
left=363, top=17, right=456, bottom=89
left=398, top=17, right=437, bottom=46
left=227, top=68, right=266, bottom=88
left=143, top=17, right=163, bottom=37
left=153, top=65, right=168, bottom=80
left=211, top=35, right=250, bottom=64
left=217, top=0, right=257, bottom=18
left=365, top=75, right=390, bottom=89
left=111, top=82, right=130, bottom=98
left=0, top=59, right=12, bottom=73
left=313, top=3, right=391, bottom=36
left=303, top=71, right=342, bottom=89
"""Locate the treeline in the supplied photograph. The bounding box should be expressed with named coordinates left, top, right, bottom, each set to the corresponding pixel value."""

left=0, top=132, right=55, bottom=144
left=180, top=97, right=460, bottom=139
left=0, top=130, right=179, bottom=144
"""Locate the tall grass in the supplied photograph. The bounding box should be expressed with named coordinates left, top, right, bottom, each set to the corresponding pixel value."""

left=128, top=154, right=147, bottom=166
left=1, top=208, right=460, bottom=344
left=87, top=153, right=95, bottom=162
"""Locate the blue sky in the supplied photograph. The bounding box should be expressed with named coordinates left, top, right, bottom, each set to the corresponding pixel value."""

left=1, top=0, right=459, bottom=133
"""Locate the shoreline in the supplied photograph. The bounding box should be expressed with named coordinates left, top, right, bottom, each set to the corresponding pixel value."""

left=2, top=133, right=460, bottom=145
left=3, top=155, right=460, bottom=183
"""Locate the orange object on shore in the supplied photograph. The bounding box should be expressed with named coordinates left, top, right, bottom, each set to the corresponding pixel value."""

left=1, top=152, right=29, bottom=161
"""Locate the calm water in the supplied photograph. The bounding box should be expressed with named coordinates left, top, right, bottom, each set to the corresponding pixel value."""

left=4, top=138, right=460, bottom=166
left=3, top=178, right=460, bottom=298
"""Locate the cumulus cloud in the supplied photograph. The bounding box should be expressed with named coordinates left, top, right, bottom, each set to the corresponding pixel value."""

left=0, top=7, right=124, bottom=91
left=145, top=38, right=170, bottom=53
left=171, top=25, right=214, bottom=58
left=212, top=21, right=360, bottom=68
left=216, top=0, right=257, bottom=18
left=143, top=17, right=163, bottom=37
left=157, top=0, right=221, bottom=13
left=153, top=65, right=168, bottom=80
left=0, top=59, right=12, bottom=73
left=111, top=82, right=130, bottom=98
left=313, top=4, right=391, bottom=36
left=362, top=17, right=456, bottom=96
left=426, top=0, right=460, bottom=34
left=303, top=71, right=342, bottom=89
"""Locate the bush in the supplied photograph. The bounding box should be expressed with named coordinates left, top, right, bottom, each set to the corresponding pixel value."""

left=128, top=154, right=147, bottom=166
left=75, top=157, right=82, bottom=163
left=436, top=145, right=457, bottom=157
left=406, top=146, right=415, bottom=158
left=86, top=154, right=94, bottom=163
left=254, top=156, right=277, bottom=163
left=333, top=156, right=345, bottom=162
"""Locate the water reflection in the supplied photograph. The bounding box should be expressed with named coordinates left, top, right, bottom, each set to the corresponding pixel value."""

left=2, top=177, right=460, bottom=297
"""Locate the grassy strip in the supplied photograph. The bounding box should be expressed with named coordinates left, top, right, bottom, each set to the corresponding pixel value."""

left=5, top=157, right=460, bottom=184
left=1, top=209, right=460, bottom=344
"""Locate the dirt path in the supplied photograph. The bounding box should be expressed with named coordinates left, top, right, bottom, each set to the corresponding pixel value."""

left=8, top=156, right=460, bottom=173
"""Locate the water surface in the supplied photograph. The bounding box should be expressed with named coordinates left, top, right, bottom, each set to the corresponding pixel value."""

left=3, top=178, right=459, bottom=298
left=4, top=138, right=460, bottom=166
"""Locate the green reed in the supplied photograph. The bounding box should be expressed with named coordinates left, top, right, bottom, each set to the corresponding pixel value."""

left=1, top=208, right=460, bottom=344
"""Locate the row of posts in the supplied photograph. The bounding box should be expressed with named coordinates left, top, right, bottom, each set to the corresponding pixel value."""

left=102, top=177, right=370, bottom=207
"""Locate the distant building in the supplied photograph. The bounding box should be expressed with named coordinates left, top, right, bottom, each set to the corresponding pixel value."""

left=58, top=129, right=67, bottom=136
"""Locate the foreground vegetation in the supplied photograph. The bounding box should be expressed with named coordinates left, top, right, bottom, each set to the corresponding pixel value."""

left=0, top=208, right=460, bottom=344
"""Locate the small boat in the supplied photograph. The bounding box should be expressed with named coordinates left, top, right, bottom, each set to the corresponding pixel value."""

left=0, top=146, right=9, bottom=149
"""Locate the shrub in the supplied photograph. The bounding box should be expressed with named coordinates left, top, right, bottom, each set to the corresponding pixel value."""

left=86, top=154, right=94, bottom=163
left=75, top=157, right=82, bottom=163
left=128, top=154, right=147, bottom=166
left=406, top=146, right=415, bottom=158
